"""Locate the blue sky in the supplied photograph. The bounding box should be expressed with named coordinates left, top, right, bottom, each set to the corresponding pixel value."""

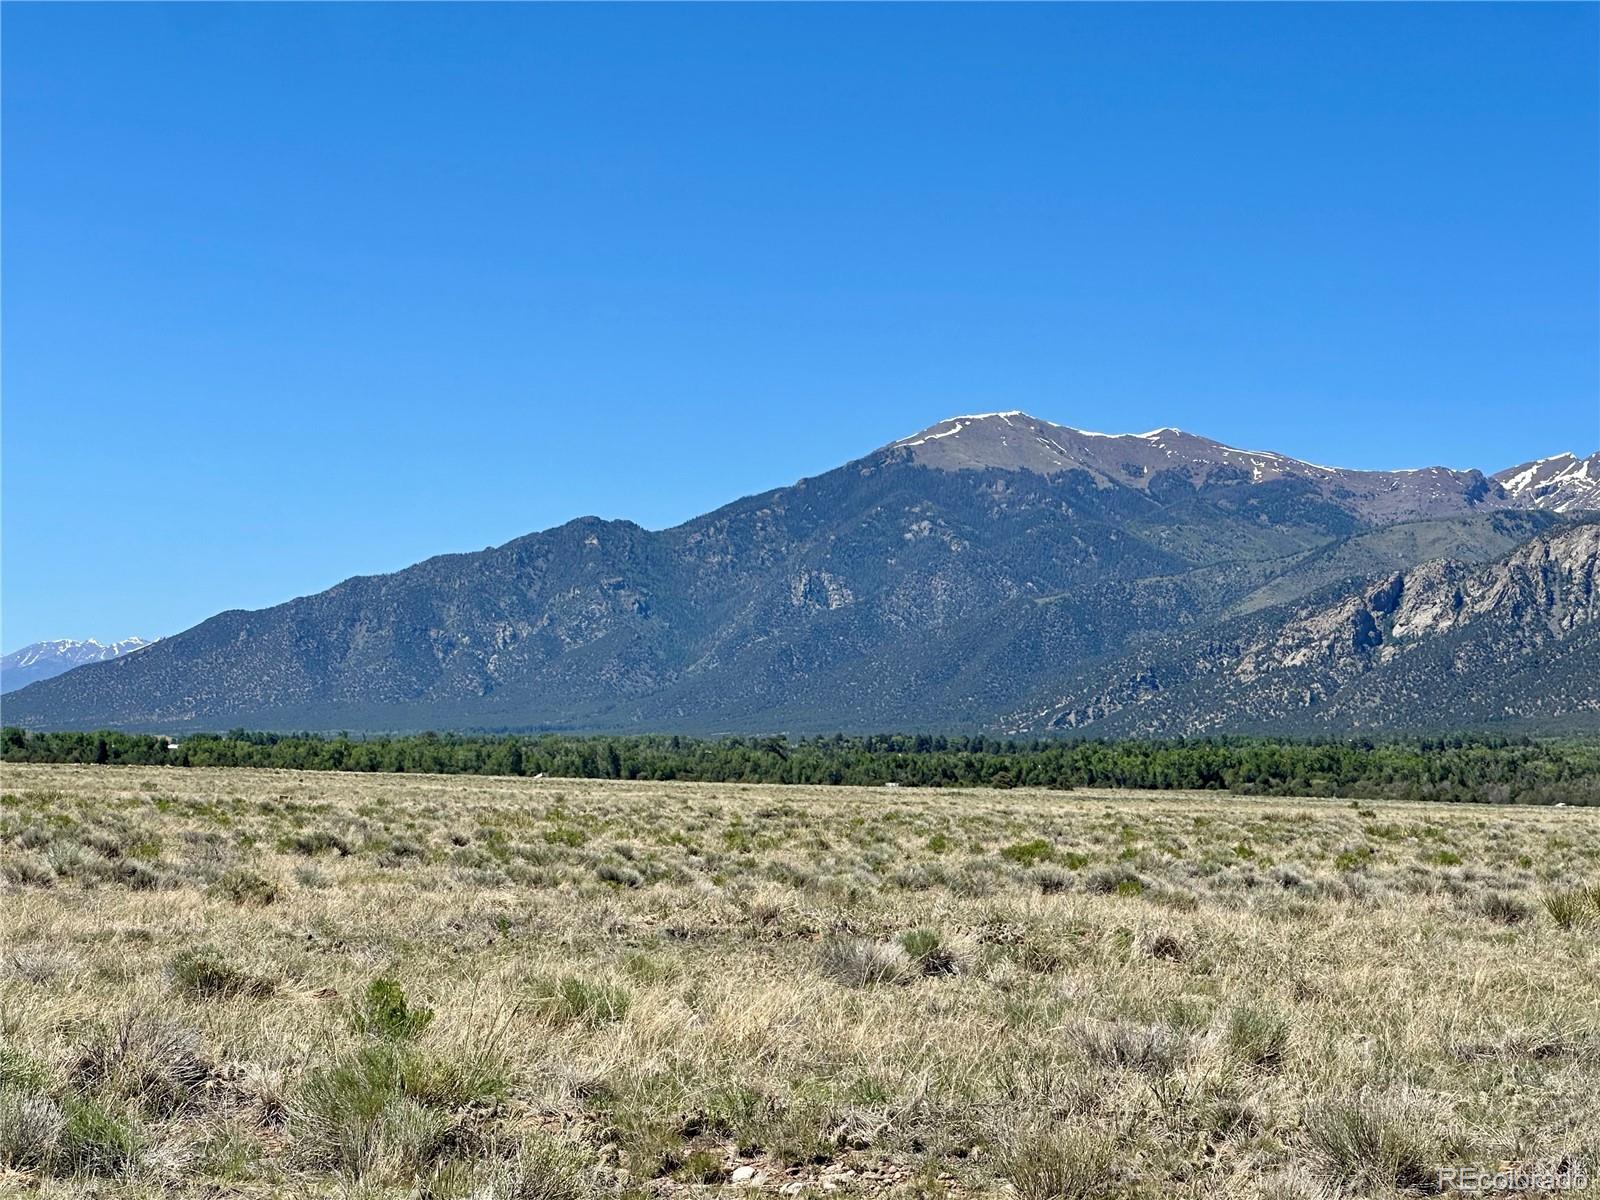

left=3, top=3, right=1597, bottom=651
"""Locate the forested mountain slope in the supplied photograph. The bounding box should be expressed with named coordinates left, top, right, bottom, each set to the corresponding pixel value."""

left=6, top=413, right=1595, bottom=734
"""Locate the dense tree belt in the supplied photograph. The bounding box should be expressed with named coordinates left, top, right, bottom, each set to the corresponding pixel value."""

left=4, top=728, right=1596, bottom=806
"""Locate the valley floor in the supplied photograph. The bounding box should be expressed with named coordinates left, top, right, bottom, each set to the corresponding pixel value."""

left=1, top=765, right=1597, bottom=1198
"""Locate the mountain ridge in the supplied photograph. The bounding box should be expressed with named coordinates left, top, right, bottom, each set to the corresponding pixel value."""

left=885, top=411, right=1582, bottom=520
left=4, top=412, right=1596, bottom=735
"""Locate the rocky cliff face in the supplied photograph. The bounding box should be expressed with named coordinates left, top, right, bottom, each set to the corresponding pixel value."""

left=1240, top=522, right=1598, bottom=679
left=1021, top=521, right=1599, bottom=735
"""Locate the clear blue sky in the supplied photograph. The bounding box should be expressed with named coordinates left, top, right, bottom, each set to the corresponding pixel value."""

left=3, top=3, right=1597, bottom=651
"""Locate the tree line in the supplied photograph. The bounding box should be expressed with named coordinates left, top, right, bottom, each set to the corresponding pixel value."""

left=3, top=727, right=1597, bottom=805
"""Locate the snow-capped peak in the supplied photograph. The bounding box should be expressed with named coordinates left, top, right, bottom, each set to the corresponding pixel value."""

left=1, top=636, right=158, bottom=694
left=1492, top=451, right=1600, bottom=513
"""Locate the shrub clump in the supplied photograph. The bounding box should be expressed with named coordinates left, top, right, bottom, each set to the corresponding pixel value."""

left=468, top=1130, right=595, bottom=1200
left=296, top=1045, right=460, bottom=1178
left=0, top=1093, right=64, bottom=1172
left=111, top=859, right=162, bottom=891
left=1304, top=1094, right=1454, bottom=1195
left=1070, top=1020, right=1189, bottom=1076
left=2, top=853, right=54, bottom=888
left=169, top=947, right=275, bottom=1000
left=376, top=837, right=428, bottom=868
left=1000, top=839, right=1055, bottom=867
left=208, top=867, right=279, bottom=906
left=898, top=928, right=971, bottom=977
left=1223, top=1005, right=1290, bottom=1070
left=1035, top=867, right=1072, bottom=895
left=1147, top=931, right=1187, bottom=962
left=1542, top=887, right=1599, bottom=929
left=524, top=974, right=632, bottom=1027
left=286, top=829, right=353, bottom=857
left=1476, top=892, right=1532, bottom=925
left=70, top=1012, right=213, bottom=1117
left=296, top=978, right=507, bottom=1184
left=1004, top=1122, right=1122, bottom=1200
left=818, top=937, right=914, bottom=987
left=596, top=862, right=644, bottom=888
left=350, top=977, right=436, bottom=1042
left=55, top=1096, right=143, bottom=1177
left=1085, top=866, right=1146, bottom=897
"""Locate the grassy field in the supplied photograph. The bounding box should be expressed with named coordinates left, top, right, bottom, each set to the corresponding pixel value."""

left=1, top=765, right=1597, bottom=1199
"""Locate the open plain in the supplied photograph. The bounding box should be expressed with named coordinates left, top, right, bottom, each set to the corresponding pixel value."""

left=1, top=764, right=1597, bottom=1198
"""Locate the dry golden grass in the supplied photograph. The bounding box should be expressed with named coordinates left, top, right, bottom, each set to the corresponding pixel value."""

left=1, top=763, right=1597, bottom=1198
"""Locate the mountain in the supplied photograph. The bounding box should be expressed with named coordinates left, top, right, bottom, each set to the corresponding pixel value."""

left=4, top=413, right=1596, bottom=736
left=1010, top=521, right=1600, bottom=735
left=0, top=638, right=157, bottom=695
left=891, top=413, right=1507, bottom=522
left=1492, top=451, right=1600, bottom=514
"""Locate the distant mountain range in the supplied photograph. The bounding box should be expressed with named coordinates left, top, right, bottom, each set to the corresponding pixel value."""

left=1, top=638, right=157, bottom=694
left=4, top=413, right=1597, bottom=735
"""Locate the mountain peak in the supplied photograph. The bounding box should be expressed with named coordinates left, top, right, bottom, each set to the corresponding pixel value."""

left=1, top=636, right=156, bottom=694
left=888, top=411, right=1269, bottom=478
left=894, top=413, right=1217, bottom=451
left=881, top=412, right=1600, bottom=522
left=1493, top=450, right=1600, bottom=513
